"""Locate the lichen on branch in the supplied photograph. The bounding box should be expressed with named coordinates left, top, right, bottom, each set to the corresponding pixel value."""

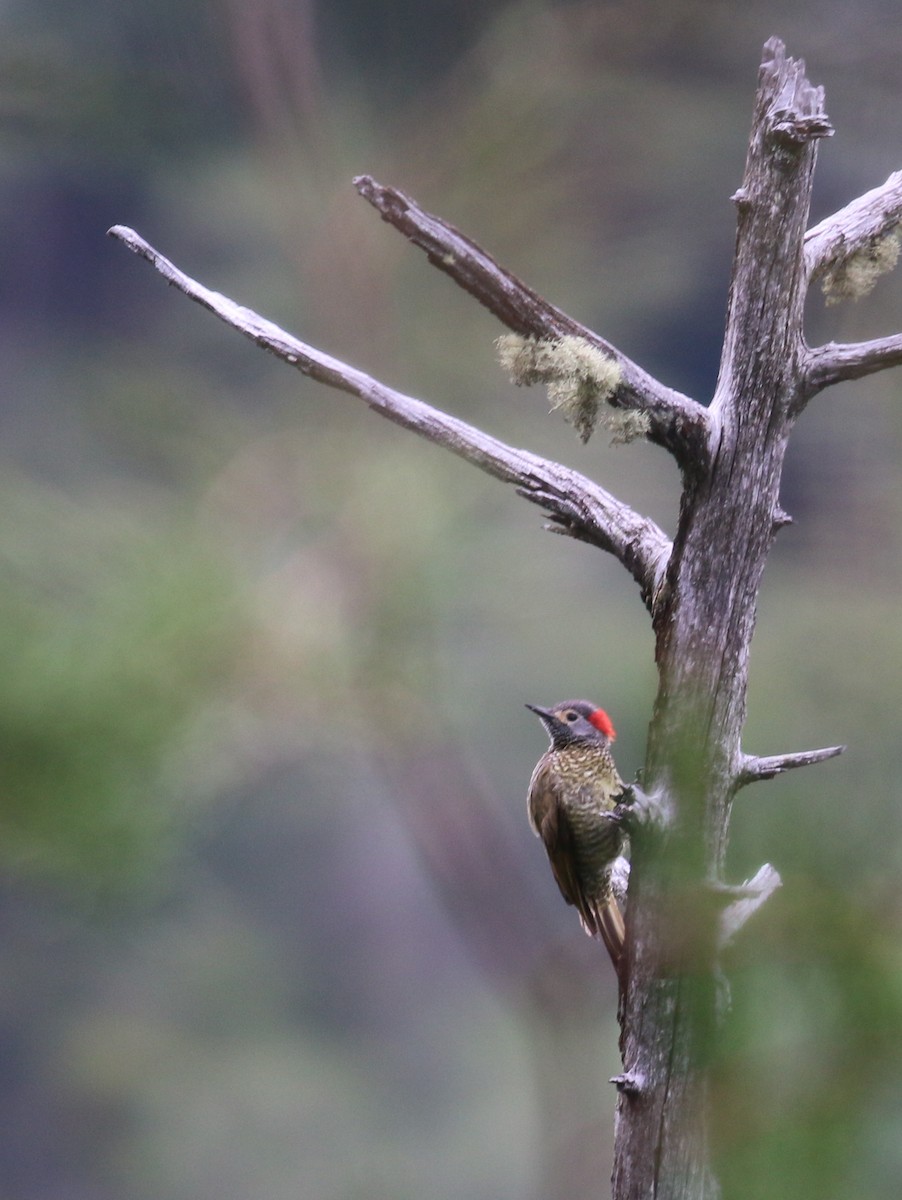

left=496, top=333, right=644, bottom=444
left=819, top=229, right=900, bottom=305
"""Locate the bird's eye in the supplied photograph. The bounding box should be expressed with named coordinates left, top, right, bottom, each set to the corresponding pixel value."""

left=565, top=710, right=578, bottom=721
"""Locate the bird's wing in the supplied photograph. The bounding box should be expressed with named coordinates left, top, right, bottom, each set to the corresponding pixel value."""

left=528, top=761, right=595, bottom=929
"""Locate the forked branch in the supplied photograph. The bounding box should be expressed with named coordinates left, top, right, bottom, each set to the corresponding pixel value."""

left=355, top=175, right=715, bottom=476
left=793, top=173, right=902, bottom=403
left=107, top=224, right=672, bottom=607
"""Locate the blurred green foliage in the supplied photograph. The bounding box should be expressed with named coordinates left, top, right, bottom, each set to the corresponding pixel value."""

left=0, top=481, right=245, bottom=887
left=0, top=2, right=900, bottom=1199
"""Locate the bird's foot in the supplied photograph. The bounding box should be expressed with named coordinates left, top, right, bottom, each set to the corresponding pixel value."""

left=614, top=782, right=673, bottom=832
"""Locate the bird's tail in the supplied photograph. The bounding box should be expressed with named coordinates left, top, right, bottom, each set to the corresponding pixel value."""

left=595, top=896, right=626, bottom=973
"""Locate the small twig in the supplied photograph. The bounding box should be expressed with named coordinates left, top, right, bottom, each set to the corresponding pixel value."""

left=107, top=224, right=672, bottom=606
left=354, top=175, right=715, bottom=475
left=716, top=863, right=782, bottom=949
left=736, top=743, right=846, bottom=788
left=804, top=170, right=902, bottom=281
left=772, top=505, right=794, bottom=530
left=610, top=1070, right=645, bottom=1096
left=801, top=334, right=902, bottom=397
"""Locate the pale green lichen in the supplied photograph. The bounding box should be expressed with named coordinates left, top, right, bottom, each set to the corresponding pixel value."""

left=605, top=408, right=652, bottom=446
left=495, top=333, right=631, bottom=444
left=820, top=230, right=900, bottom=306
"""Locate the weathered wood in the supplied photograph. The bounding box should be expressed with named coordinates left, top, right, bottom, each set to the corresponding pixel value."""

left=354, top=175, right=713, bottom=475
left=613, top=40, right=833, bottom=1200
left=738, top=743, right=846, bottom=786
left=108, top=223, right=672, bottom=606
left=804, top=169, right=902, bottom=278
left=802, top=333, right=902, bottom=394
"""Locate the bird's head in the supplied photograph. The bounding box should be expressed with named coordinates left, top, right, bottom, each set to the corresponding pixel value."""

left=526, top=700, right=616, bottom=748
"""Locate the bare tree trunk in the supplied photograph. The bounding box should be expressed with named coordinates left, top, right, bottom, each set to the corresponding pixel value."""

left=614, top=44, right=833, bottom=1198
left=109, top=37, right=902, bottom=1200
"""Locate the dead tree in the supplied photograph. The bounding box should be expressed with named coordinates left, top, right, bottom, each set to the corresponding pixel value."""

left=110, top=38, right=902, bottom=1200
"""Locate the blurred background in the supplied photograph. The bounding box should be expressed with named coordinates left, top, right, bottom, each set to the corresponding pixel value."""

left=0, top=1, right=900, bottom=1197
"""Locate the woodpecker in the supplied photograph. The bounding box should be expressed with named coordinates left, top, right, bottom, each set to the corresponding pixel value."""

left=526, top=700, right=626, bottom=968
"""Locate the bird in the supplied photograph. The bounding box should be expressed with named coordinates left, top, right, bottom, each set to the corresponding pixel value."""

left=526, top=699, right=626, bottom=969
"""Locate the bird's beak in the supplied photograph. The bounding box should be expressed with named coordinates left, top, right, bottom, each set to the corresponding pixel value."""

left=525, top=703, right=553, bottom=720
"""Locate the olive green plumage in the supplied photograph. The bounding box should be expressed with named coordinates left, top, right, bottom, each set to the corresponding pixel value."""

left=526, top=700, right=626, bottom=967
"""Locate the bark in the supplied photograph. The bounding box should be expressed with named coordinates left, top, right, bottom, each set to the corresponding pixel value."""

left=353, top=175, right=713, bottom=474
left=109, top=36, right=901, bottom=1200
left=613, top=43, right=834, bottom=1197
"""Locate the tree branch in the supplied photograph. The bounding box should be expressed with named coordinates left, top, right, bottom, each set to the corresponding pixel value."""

left=801, top=333, right=902, bottom=395
left=804, top=169, right=902, bottom=281
left=355, top=174, right=715, bottom=476
left=736, top=742, right=846, bottom=788
left=107, top=224, right=672, bottom=607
